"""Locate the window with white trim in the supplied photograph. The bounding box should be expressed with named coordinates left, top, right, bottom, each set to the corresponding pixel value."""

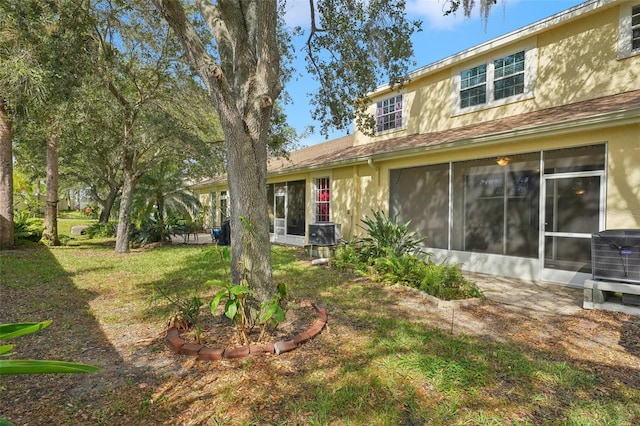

left=493, top=51, right=525, bottom=100
left=460, top=64, right=487, bottom=108
left=458, top=50, right=526, bottom=110
left=376, top=94, right=403, bottom=133
left=314, top=177, right=331, bottom=222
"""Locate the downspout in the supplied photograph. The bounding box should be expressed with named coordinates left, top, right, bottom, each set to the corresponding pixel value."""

left=367, top=157, right=382, bottom=214
left=352, top=165, right=359, bottom=240
left=367, top=158, right=380, bottom=185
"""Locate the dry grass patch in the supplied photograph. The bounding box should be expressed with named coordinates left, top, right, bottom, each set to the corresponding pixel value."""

left=1, top=234, right=639, bottom=425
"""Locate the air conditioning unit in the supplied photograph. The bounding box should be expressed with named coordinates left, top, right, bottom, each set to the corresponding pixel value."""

left=308, top=222, right=342, bottom=246
left=591, top=229, right=640, bottom=284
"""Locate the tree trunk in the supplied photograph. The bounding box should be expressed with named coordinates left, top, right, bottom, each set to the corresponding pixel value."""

left=157, top=0, right=280, bottom=317
left=115, top=155, right=136, bottom=253
left=0, top=101, right=14, bottom=250
left=42, top=133, right=60, bottom=246
left=225, top=125, right=274, bottom=317
left=156, top=193, right=166, bottom=242
left=98, top=185, right=119, bottom=224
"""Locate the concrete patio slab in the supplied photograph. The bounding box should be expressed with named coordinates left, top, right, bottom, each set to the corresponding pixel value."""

left=466, top=272, right=584, bottom=316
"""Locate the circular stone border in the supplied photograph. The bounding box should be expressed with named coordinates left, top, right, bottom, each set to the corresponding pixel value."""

left=165, top=301, right=327, bottom=361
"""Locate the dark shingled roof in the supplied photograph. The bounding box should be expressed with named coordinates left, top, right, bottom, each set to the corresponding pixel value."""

left=268, top=89, right=640, bottom=174
left=193, top=89, right=640, bottom=188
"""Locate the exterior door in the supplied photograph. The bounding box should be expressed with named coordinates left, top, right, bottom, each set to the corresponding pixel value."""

left=540, top=172, right=605, bottom=284
left=274, top=184, right=287, bottom=243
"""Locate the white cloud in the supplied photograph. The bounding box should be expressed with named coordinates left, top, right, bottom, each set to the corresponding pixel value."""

left=406, top=0, right=476, bottom=30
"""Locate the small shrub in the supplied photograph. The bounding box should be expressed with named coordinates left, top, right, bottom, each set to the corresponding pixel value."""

left=358, top=211, right=427, bottom=258
left=154, top=282, right=205, bottom=330
left=85, top=222, right=117, bottom=238
left=13, top=211, right=43, bottom=242
left=332, top=211, right=483, bottom=300
left=372, top=250, right=429, bottom=285
left=419, top=262, right=483, bottom=300
left=333, top=243, right=360, bottom=271
left=258, top=282, right=288, bottom=342
left=130, top=216, right=188, bottom=245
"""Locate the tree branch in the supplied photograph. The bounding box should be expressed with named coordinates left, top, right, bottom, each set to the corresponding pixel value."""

left=154, top=0, right=223, bottom=94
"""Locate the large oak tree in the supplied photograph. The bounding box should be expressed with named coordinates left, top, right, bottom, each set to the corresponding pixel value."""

left=154, top=0, right=494, bottom=316
left=154, top=0, right=414, bottom=316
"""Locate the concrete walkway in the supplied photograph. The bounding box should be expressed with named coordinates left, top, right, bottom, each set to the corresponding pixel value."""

left=466, top=272, right=584, bottom=316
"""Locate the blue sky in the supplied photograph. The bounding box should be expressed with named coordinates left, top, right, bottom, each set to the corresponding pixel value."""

left=282, top=0, right=586, bottom=147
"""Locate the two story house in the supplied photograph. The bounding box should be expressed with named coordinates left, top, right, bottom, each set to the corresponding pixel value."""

left=193, top=0, right=640, bottom=287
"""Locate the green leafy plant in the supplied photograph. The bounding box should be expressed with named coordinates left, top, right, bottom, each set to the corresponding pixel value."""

left=333, top=243, right=361, bottom=272
left=13, top=210, right=43, bottom=242
left=371, top=253, right=482, bottom=300
left=129, top=217, right=169, bottom=246
left=333, top=211, right=483, bottom=300
left=85, top=222, right=117, bottom=238
left=0, top=321, right=100, bottom=425
left=357, top=211, right=427, bottom=260
left=419, top=262, right=484, bottom=300
left=207, top=246, right=255, bottom=345
left=157, top=288, right=204, bottom=329
left=14, top=189, right=43, bottom=218
left=257, top=282, right=288, bottom=342
left=0, top=321, right=100, bottom=374
left=209, top=281, right=254, bottom=345
left=373, top=250, right=430, bottom=285
left=207, top=245, right=289, bottom=345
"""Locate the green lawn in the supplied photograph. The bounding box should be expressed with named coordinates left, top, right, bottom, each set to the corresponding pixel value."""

left=55, top=211, right=97, bottom=238
left=1, top=220, right=639, bottom=425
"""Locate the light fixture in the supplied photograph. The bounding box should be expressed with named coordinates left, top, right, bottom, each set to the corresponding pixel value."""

left=572, top=179, right=587, bottom=195
left=496, top=156, right=510, bottom=166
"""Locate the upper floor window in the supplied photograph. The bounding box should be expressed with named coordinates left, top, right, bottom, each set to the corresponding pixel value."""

left=494, top=51, right=525, bottom=100
left=633, top=5, right=640, bottom=51
left=460, top=64, right=487, bottom=108
left=314, top=177, right=330, bottom=222
left=455, top=46, right=535, bottom=114
left=376, top=94, right=403, bottom=133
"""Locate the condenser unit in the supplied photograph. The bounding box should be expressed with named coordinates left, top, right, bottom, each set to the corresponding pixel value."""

left=308, top=222, right=342, bottom=246
left=591, top=229, right=640, bottom=284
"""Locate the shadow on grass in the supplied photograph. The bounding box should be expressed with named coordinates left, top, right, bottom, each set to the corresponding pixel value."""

left=146, top=247, right=640, bottom=424
left=5, top=243, right=637, bottom=425
left=287, top=282, right=640, bottom=425
left=138, top=244, right=331, bottom=323
left=0, top=245, right=173, bottom=425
